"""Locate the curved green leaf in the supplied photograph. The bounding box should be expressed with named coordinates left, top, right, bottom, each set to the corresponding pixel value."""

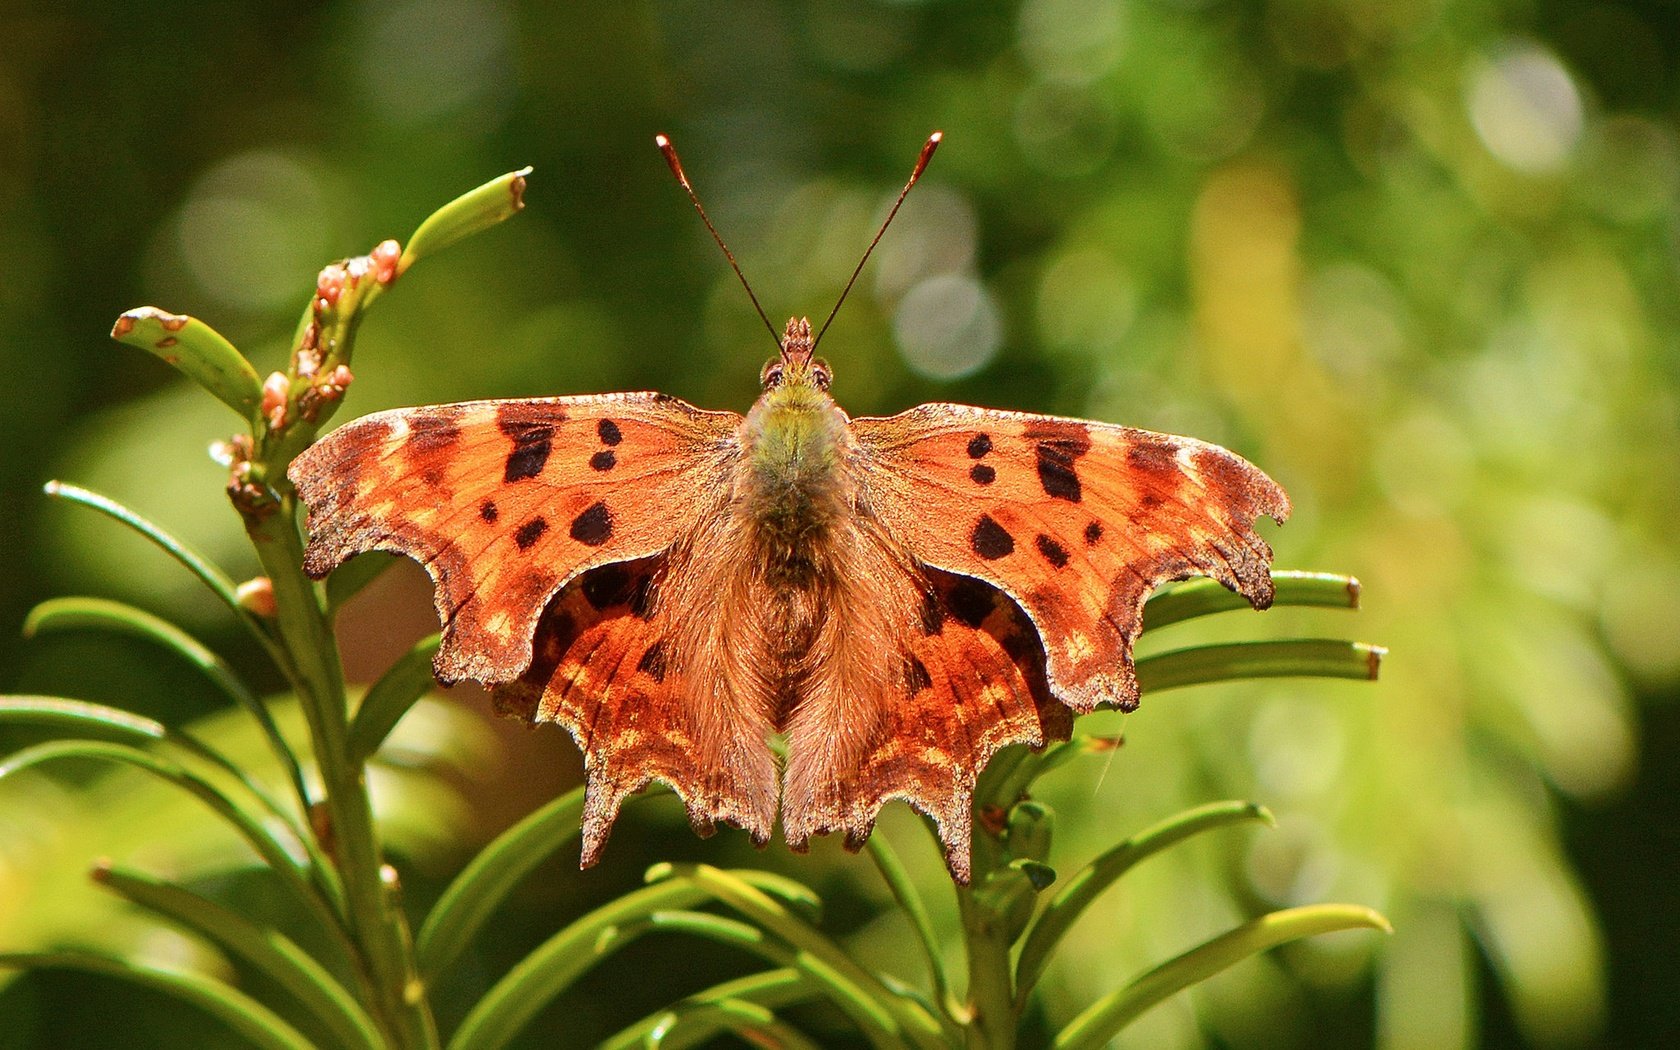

left=1143, top=571, right=1361, bottom=632
left=399, top=167, right=532, bottom=275
left=110, top=307, right=263, bottom=423
left=1050, top=904, right=1392, bottom=1049
left=0, top=739, right=343, bottom=949
left=418, top=786, right=653, bottom=978
left=647, top=863, right=944, bottom=1050
left=0, top=950, right=316, bottom=1050
left=93, top=863, right=381, bottom=1050
left=447, top=889, right=812, bottom=1050
left=41, top=481, right=281, bottom=662
left=644, top=995, right=825, bottom=1050
left=0, top=694, right=299, bottom=834
left=866, top=834, right=954, bottom=1020
left=1014, top=800, right=1274, bottom=1004
left=1136, top=639, right=1385, bottom=693
left=0, top=693, right=173, bottom=744
left=347, top=634, right=440, bottom=765
left=599, top=969, right=818, bottom=1050
left=24, top=597, right=310, bottom=813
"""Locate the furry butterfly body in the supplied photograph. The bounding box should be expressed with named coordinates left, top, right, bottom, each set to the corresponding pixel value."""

left=289, top=317, right=1288, bottom=880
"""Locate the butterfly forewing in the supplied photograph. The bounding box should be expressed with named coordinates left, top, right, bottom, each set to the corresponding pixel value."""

left=288, top=393, right=742, bottom=685
left=851, top=403, right=1290, bottom=714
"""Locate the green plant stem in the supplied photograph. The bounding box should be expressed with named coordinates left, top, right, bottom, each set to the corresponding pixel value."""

left=957, top=884, right=1016, bottom=1050
left=247, top=503, right=437, bottom=1050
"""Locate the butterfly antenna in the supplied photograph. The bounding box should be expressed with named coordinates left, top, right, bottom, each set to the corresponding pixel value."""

left=813, top=130, right=943, bottom=350
left=656, top=133, right=781, bottom=350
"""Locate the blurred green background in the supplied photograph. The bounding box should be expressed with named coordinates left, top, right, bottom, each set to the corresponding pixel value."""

left=2, top=0, right=1677, bottom=1047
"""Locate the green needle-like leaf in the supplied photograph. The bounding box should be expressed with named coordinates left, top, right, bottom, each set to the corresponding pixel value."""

left=1015, top=800, right=1275, bottom=1004
left=110, top=307, right=263, bottom=423
left=0, top=695, right=310, bottom=855
left=398, top=167, right=531, bottom=276
left=347, top=633, right=441, bottom=765
left=866, top=834, right=955, bottom=1021
left=1050, top=904, right=1392, bottom=1049
left=0, top=693, right=174, bottom=744
left=646, top=863, right=944, bottom=1050
left=1136, top=639, right=1385, bottom=693
left=0, top=739, right=344, bottom=949
left=0, top=950, right=316, bottom=1050
left=447, top=886, right=825, bottom=1050
left=23, top=596, right=310, bottom=813
left=1143, top=571, right=1362, bottom=631
left=419, top=785, right=600, bottom=977
left=598, top=969, right=818, bottom=1050
left=41, top=481, right=280, bottom=661
left=92, top=863, right=382, bottom=1050
left=643, top=995, right=825, bottom=1050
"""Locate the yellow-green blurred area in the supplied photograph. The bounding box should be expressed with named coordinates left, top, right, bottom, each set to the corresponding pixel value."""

left=1, top=0, right=1676, bottom=1047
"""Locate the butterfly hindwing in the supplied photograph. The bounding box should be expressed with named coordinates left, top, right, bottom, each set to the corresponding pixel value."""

left=852, top=403, right=1289, bottom=714
left=781, top=566, right=1069, bottom=882
left=288, top=393, right=742, bottom=685
left=493, top=557, right=779, bottom=862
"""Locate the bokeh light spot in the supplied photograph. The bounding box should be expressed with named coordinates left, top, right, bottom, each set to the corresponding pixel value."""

left=1467, top=43, right=1584, bottom=175
left=174, top=151, right=336, bottom=314
left=892, top=274, right=1002, bottom=379
left=1017, top=0, right=1125, bottom=85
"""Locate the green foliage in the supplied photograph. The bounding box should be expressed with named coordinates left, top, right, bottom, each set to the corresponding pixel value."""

left=0, top=168, right=1389, bottom=1048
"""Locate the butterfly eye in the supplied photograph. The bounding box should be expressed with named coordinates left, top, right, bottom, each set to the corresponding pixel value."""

left=761, top=363, right=784, bottom=389
left=812, top=362, right=832, bottom=391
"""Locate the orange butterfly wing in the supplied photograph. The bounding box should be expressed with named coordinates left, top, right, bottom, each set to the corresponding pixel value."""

left=493, top=557, right=779, bottom=861
left=852, top=403, right=1289, bottom=714
left=288, top=394, right=741, bottom=684
left=781, top=567, right=1070, bottom=882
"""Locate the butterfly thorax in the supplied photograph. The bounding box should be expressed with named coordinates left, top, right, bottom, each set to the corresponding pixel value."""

left=736, top=318, right=853, bottom=581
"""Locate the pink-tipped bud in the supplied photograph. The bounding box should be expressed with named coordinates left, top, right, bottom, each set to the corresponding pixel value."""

left=262, top=370, right=290, bottom=430
left=208, top=434, right=252, bottom=468
left=236, top=576, right=277, bottom=618
left=316, top=264, right=346, bottom=306
left=372, top=239, right=402, bottom=284
left=314, top=364, right=354, bottom=403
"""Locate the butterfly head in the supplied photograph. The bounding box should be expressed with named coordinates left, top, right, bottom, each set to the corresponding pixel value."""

left=761, top=316, right=832, bottom=395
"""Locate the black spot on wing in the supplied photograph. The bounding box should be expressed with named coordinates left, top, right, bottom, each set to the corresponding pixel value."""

left=503, top=425, right=554, bottom=482
left=570, top=502, right=613, bottom=546
left=946, top=577, right=996, bottom=629
left=920, top=591, right=945, bottom=635
left=590, top=450, right=616, bottom=471
left=1035, top=439, right=1087, bottom=502
left=628, top=572, right=655, bottom=619
left=636, top=641, right=667, bottom=683
left=479, top=500, right=498, bottom=523
left=598, top=419, right=623, bottom=446
left=515, top=517, right=548, bottom=550
left=971, top=514, right=1015, bottom=560
left=581, top=563, right=633, bottom=609
left=967, top=433, right=993, bottom=459
left=1035, top=534, right=1070, bottom=568
left=905, top=655, right=933, bottom=694
left=1084, top=520, right=1103, bottom=545
left=970, top=463, right=996, bottom=485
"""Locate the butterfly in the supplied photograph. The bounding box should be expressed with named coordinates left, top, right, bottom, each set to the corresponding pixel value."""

left=287, top=134, right=1289, bottom=882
